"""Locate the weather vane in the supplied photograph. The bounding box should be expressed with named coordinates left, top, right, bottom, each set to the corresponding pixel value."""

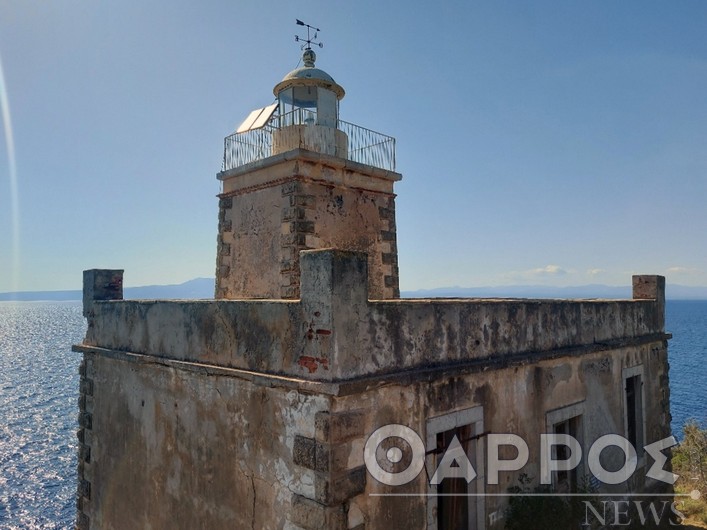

left=295, top=19, right=323, bottom=50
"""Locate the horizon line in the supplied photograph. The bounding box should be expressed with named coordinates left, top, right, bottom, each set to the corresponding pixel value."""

left=4, top=280, right=707, bottom=295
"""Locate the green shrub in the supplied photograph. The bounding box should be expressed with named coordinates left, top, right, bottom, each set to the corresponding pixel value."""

left=672, top=420, right=707, bottom=527
left=504, top=474, right=599, bottom=530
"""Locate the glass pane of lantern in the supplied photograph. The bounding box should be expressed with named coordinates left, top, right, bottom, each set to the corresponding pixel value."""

left=317, top=89, right=337, bottom=127
left=291, top=86, right=318, bottom=108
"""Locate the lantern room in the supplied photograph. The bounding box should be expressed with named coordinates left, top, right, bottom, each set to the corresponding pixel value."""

left=271, top=48, right=348, bottom=157
left=273, top=48, right=344, bottom=127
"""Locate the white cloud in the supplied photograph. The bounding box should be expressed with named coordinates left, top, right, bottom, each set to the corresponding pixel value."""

left=501, top=264, right=575, bottom=284
left=666, top=266, right=701, bottom=275
left=587, top=268, right=605, bottom=277
left=527, top=264, right=567, bottom=276
left=504, top=265, right=571, bottom=281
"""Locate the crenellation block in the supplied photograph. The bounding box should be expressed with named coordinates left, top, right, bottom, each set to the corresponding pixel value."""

left=633, top=275, right=666, bottom=303
left=82, top=269, right=123, bottom=318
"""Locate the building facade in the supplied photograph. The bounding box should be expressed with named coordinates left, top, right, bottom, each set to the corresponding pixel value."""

left=73, top=48, right=673, bottom=530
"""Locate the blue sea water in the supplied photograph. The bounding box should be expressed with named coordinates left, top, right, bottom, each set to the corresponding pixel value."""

left=665, top=300, right=707, bottom=432
left=0, top=299, right=705, bottom=528
left=0, top=302, right=85, bottom=529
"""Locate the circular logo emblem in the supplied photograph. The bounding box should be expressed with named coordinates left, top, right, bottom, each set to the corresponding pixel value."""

left=363, top=424, right=425, bottom=486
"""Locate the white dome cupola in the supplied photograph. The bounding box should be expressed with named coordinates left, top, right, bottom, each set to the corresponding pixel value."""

left=273, top=48, right=345, bottom=127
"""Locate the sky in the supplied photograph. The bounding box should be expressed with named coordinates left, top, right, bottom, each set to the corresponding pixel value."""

left=0, top=0, right=706, bottom=292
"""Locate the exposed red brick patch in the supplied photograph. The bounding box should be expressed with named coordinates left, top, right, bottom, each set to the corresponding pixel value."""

left=297, top=356, right=329, bottom=373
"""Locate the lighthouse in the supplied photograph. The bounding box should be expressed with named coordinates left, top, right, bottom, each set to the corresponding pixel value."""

left=215, top=43, right=401, bottom=300
left=74, top=23, right=672, bottom=530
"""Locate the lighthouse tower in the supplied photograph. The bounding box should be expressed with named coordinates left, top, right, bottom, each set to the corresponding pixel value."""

left=216, top=45, right=401, bottom=300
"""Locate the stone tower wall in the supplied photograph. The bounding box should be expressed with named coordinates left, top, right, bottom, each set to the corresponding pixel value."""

left=215, top=149, right=401, bottom=300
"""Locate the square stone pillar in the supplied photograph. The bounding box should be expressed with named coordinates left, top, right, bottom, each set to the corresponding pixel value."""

left=82, top=269, right=124, bottom=318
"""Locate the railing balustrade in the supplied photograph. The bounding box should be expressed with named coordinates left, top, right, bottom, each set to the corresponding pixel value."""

left=222, top=110, right=396, bottom=172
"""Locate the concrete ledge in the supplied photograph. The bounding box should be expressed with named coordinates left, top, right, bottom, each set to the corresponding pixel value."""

left=72, top=344, right=329, bottom=394
left=217, top=148, right=402, bottom=185
left=217, top=149, right=400, bottom=198
left=73, top=332, right=670, bottom=397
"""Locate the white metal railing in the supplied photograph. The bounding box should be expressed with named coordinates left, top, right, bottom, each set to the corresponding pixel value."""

left=222, top=127, right=272, bottom=170
left=222, top=109, right=396, bottom=172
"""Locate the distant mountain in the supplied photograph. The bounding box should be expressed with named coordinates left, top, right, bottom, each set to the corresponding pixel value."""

left=665, top=284, right=707, bottom=300
left=402, top=284, right=707, bottom=300
left=0, top=278, right=216, bottom=302
left=401, top=284, right=631, bottom=299
left=2, top=279, right=706, bottom=302
left=0, top=289, right=84, bottom=302
left=123, top=278, right=215, bottom=300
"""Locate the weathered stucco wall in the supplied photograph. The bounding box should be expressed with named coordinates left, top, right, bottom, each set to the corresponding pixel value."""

left=215, top=149, right=401, bottom=300
left=75, top=255, right=670, bottom=530
left=324, top=340, right=671, bottom=530
left=76, top=351, right=330, bottom=530
left=75, top=326, right=670, bottom=529
left=217, top=185, right=283, bottom=299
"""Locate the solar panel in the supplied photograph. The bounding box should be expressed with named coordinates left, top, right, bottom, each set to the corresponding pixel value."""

left=250, top=103, right=278, bottom=130
left=236, top=104, right=278, bottom=133
left=236, top=108, right=262, bottom=133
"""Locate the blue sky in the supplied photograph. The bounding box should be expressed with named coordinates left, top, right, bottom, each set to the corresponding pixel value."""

left=1, top=1, right=706, bottom=292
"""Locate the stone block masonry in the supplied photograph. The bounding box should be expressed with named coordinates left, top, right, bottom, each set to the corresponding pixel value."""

left=76, top=350, right=95, bottom=529
left=280, top=179, right=316, bottom=299
left=215, top=149, right=402, bottom=300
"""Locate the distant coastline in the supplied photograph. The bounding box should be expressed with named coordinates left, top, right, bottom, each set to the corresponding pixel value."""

left=0, top=278, right=215, bottom=301
left=2, top=278, right=707, bottom=301
left=403, top=284, right=707, bottom=300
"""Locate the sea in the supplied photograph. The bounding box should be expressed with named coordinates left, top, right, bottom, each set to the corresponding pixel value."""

left=0, top=300, right=705, bottom=529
